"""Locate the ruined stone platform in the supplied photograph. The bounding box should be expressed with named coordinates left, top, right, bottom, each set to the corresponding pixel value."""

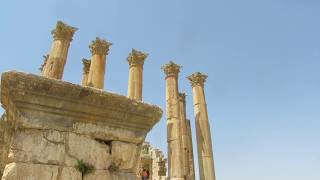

left=0, top=71, right=162, bottom=180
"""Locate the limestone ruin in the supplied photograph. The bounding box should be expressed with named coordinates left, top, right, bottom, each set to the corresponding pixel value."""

left=136, top=142, right=167, bottom=180
left=0, top=21, right=163, bottom=180
left=0, top=20, right=217, bottom=180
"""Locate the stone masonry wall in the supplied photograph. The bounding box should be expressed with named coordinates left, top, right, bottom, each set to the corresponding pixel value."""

left=2, top=128, right=139, bottom=179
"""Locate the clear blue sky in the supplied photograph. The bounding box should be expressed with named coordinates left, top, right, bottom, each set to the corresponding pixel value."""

left=1, top=0, right=320, bottom=179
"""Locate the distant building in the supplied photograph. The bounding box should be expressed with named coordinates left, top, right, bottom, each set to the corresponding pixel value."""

left=137, top=142, right=167, bottom=180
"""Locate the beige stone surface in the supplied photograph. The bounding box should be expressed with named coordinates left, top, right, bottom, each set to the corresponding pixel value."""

left=162, top=61, right=184, bottom=179
left=127, top=49, right=148, bottom=101
left=8, top=129, right=65, bottom=165
left=66, top=133, right=111, bottom=169
left=0, top=114, right=16, bottom=178
left=60, top=167, right=82, bottom=180
left=188, top=72, right=216, bottom=180
left=84, top=170, right=110, bottom=180
left=111, top=141, right=138, bottom=171
left=72, top=122, right=146, bottom=144
left=0, top=71, right=163, bottom=180
left=2, top=163, right=59, bottom=180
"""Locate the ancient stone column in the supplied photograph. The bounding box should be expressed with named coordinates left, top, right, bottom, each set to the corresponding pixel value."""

left=127, top=49, right=148, bottom=101
left=87, top=37, right=112, bottom=89
left=42, top=21, right=77, bottom=79
left=178, top=93, right=190, bottom=178
left=81, top=58, right=91, bottom=86
left=186, top=119, right=196, bottom=180
left=187, top=72, right=216, bottom=180
left=162, top=61, right=184, bottom=180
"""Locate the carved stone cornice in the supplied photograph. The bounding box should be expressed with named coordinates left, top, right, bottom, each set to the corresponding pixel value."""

left=127, top=49, right=148, bottom=67
left=161, top=61, right=181, bottom=78
left=89, top=37, right=112, bottom=55
left=1, top=71, right=163, bottom=143
left=82, top=58, right=91, bottom=74
left=187, top=72, right=208, bottom=87
left=178, top=93, right=186, bottom=103
left=51, top=21, right=77, bottom=41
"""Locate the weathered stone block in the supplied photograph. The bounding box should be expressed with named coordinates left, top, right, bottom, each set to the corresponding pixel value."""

left=66, top=133, right=111, bottom=169
left=60, top=167, right=81, bottom=180
left=84, top=170, right=110, bottom=180
left=111, top=141, right=138, bottom=171
left=8, top=129, right=65, bottom=165
left=2, top=163, right=59, bottom=180
left=44, top=129, right=65, bottom=143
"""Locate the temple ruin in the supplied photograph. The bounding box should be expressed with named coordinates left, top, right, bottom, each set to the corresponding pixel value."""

left=0, top=20, right=217, bottom=180
left=0, top=21, right=162, bottom=180
left=136, top=142, right=167, bottom=180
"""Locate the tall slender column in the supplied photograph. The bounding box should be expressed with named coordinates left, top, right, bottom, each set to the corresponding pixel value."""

left=162, top=61, right=184, bottom=180
left=127, top=49, right=148, bottom=101
left=87, top=37, right=112, bottom=89
left=186, top=119, right=196, bottom=180
left=42, top=21, right=77, bottom=79
left=187, top=72, right=216, bottom=180
left=81, top=58, right=91, bottom=86
left=178, top=93, right=190, bottom=178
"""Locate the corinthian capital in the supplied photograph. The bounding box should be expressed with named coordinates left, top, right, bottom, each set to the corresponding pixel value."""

left=51, top=21, right=77, bottom=41
left=127, top=49, right=148, bottom=67
left=161, top=61, right=181, bottom=77
left=89, top=37, right=112, bottom=55
left=187, top=72, right=208, bottom=87
left=82, top=58, right=91, bottom=74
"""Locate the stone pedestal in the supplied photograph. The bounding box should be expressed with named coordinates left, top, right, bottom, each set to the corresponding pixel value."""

left=42, top=21, right=77, bottom=79
left=187, top=72, right=216, bottom=180
left=127, top=49, right=148, bottom=101
left=81, top=59, right=91, bottom=86
left=0, top=71, right=162, bottom=180
left=87, top=37, right=112, bottom=89
left=162, top=62, right=184, bottom=180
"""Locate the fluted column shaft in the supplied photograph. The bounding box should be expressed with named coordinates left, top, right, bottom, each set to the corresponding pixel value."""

left=186, top=119, right=195, bottom=180
left=127, top=49, right=148, bottom=101
left=188, top=72, right=216, bottom=180
left=178, top=93, right=190, bottom=178
left=82, top=59, right=91, bottom=86
left=42, top=21, right=77, bottom=79
left=87, top=37, right=111, bottom=89
left=162, top=62, right=184, bottom=180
